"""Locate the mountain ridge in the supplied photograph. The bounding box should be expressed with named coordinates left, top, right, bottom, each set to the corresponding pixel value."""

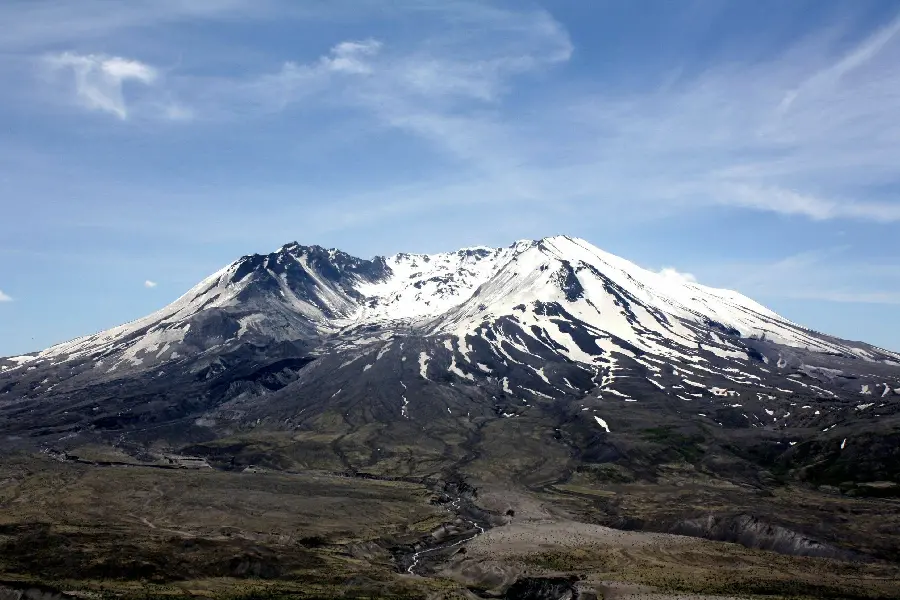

left=4, top=235, right=897, bottom=372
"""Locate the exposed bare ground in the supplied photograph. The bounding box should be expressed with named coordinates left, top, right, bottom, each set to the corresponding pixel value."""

left=466, top=519, right=694, bottom=558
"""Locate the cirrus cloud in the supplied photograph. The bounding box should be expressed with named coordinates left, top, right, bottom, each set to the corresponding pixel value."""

left=45, top=51, right=159, bottom=119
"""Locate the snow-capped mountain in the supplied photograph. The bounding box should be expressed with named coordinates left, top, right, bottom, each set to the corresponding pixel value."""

left=2, top=235, right=899, bottom=457
left=6, top=236, right=896, bottom=372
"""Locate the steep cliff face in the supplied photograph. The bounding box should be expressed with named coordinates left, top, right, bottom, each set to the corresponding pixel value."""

left=669, top=514, right=855, bottom=560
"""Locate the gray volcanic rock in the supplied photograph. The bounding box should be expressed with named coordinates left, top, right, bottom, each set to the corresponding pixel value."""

left=669, top=514, right=856, bottom=560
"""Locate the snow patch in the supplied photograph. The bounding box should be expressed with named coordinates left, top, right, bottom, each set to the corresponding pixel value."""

left=647, top=377, right=666, bottom=390
left=594, top=416, right=610, bottom=432
left=376, top=342, right=392, bottom=361
left=418, top=352, right=430, bottom=380
left=710, top=387, right=737, bottom=397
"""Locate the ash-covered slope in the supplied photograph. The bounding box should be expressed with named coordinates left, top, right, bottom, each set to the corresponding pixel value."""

left=2, top=235, right=899, bottom=476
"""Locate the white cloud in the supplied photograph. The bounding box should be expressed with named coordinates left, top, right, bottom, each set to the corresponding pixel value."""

left=45, top=52, right=158, bottom=119
left=184, top=3, right=571, bottom=176
left=197, top=39, right=384, bottom=115
left=300, top=8, right=570, bottom=180
left=657, top=268, right=698, bottom=285
left=322, top=39, right=382, bottom=74
left=0, top=289, right=12, bottom=302
left=144, top=280, right=158, bottom=288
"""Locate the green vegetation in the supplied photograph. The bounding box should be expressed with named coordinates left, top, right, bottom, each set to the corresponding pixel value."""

left=640, top=426, right=707, bottom=463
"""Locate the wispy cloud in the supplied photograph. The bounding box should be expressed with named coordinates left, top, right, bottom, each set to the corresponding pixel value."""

left=555, top=14, right=900, bottom=223
left=0, top=289, right=12, bottom=302
left=205, top=6, right=570, bottom=112
left=657, top=267, right=697, bottom=285
left=45, top=52, right=158, bottom=119
left=0, top=0, right=267, bottom=50
left=200, top=5, right=571, bottom=192
left=189, top=5, right=897, bottom=225
left=10, top=2, right=900, bottom=228
left=144, top=280, right=157, bottom=288
left=323, top=39, right=382, bottom=74
left=711, top=248, right=900, bottom=306
left=716, top=184, right=900, bottom=223
left=779, top=14, right=900, bottom=113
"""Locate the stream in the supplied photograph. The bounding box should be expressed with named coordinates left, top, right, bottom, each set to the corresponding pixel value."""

left=407, top=520, right=485, bottom=574
left=403, top=495, right=490, bottom=575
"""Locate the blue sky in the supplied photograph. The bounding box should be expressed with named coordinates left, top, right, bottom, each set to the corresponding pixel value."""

left=2, top=0, right=900, bottom=355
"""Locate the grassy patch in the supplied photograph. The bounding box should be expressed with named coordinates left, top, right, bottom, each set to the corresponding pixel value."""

left=641, top=426, right=707, bottom=463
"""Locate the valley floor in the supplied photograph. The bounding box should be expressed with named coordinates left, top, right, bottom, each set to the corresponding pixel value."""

left=1, top=453, right=899, bottom=599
